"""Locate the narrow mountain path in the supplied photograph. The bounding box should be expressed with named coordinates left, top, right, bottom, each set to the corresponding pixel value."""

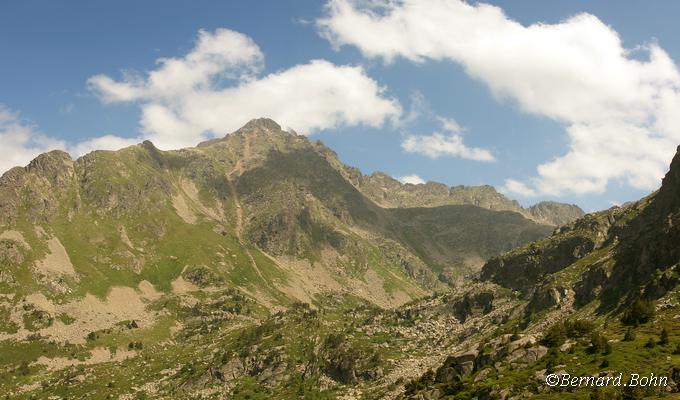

left=226, top=132, right=267, bottom=284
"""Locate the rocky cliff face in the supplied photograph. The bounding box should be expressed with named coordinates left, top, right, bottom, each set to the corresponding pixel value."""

left=479, top=207, right=622, bottom=294
left=482, top=146, right=680, bottom=313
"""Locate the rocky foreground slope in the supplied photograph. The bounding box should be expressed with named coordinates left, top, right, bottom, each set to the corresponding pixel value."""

left=401, top=146, right=680, bottom=399
left=0, top=118, right=588, bottom=399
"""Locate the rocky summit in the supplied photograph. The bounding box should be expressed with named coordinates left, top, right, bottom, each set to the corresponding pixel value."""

left=0, top=119, right=675, bottom=399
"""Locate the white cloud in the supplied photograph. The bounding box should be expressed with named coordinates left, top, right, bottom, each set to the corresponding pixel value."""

left=68, top=135, right=140, bottom=157
left=402, top=133, right=495, bottom=161
left=0, top=105, right=140, bottom=175
left=89, top=29, right=264, bottom=103
left=401, top=117, right=495, bottom=161
left=501, top=178, right=537, bottom=198
left=437, top=116, right=462, bottom=134
left=89, top=28, right=401, bottom=149
left=318, top=0, right=680, bottom=195
left=1, top=28, right=402, bottom=174
left=398, top=174, right=425, bottom=184
left=399, top=90, right=427, bottom=127
left=0, top=106, right=66, bottom=174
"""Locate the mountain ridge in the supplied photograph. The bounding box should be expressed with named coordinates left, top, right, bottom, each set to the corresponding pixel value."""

left=0, top=118, right=553, bottom=310
left=1, top=117, right=584, bottom=229
left=348, top=170, right=584, bottom=226
left=1, top=119, right=678, bottom=399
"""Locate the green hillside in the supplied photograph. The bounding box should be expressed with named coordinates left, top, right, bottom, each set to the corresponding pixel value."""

left=0, top=119, right=562, bottom=399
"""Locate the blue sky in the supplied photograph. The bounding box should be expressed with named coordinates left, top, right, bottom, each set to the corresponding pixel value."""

left=2, top=1, right=680, bottom=212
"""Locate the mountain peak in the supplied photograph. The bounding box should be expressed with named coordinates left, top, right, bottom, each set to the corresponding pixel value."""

left=527, top=201, right=585, bottom=226
left=652, top=145, right=680, bottom=210
left=237, top=117, right=282, bottom=133
left=26, top=150, right=73, bottom=175
left=661, top=145, right=680, bottom=189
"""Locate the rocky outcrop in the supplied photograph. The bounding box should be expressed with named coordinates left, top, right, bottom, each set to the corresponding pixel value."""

left=0, top=150, right=76, bottom=226
left=526, top=284, right=572, bottom=314
left=573, top=262, right=611, bottom=307
left=527, top=201, right=585, bottom=227
left=479, top=199, right=635, bottom=295
left=411, top=334, right=550, bottom=398
left=480, top=234, right=596, bottom=293
left=451, top=291, right=494, bottom=322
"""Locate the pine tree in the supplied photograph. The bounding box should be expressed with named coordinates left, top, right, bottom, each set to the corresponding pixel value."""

left=659, top=326, right=670, bottom=345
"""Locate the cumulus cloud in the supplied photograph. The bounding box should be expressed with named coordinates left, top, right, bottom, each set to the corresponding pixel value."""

left=318, top=0, right=680, bottom=195
left=89, top=29, right=264, bottom=104
left=89, top=28, right=401, bottom=149
left=401, top=117, right=495, bottom=161
left=398, top=174, right=425, bottom=184
left=501, top=178, right=537, bottom=198
left=0, top=105, right=139, bottom=175
left=0, top=106, right=65, bottom=174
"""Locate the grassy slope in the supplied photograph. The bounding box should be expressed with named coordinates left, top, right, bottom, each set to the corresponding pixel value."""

left=0, top=121, right=563, bottom=399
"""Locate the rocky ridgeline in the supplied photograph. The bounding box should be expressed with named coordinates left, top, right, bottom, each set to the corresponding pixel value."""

left=344, top=170, right=584, bottom=227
